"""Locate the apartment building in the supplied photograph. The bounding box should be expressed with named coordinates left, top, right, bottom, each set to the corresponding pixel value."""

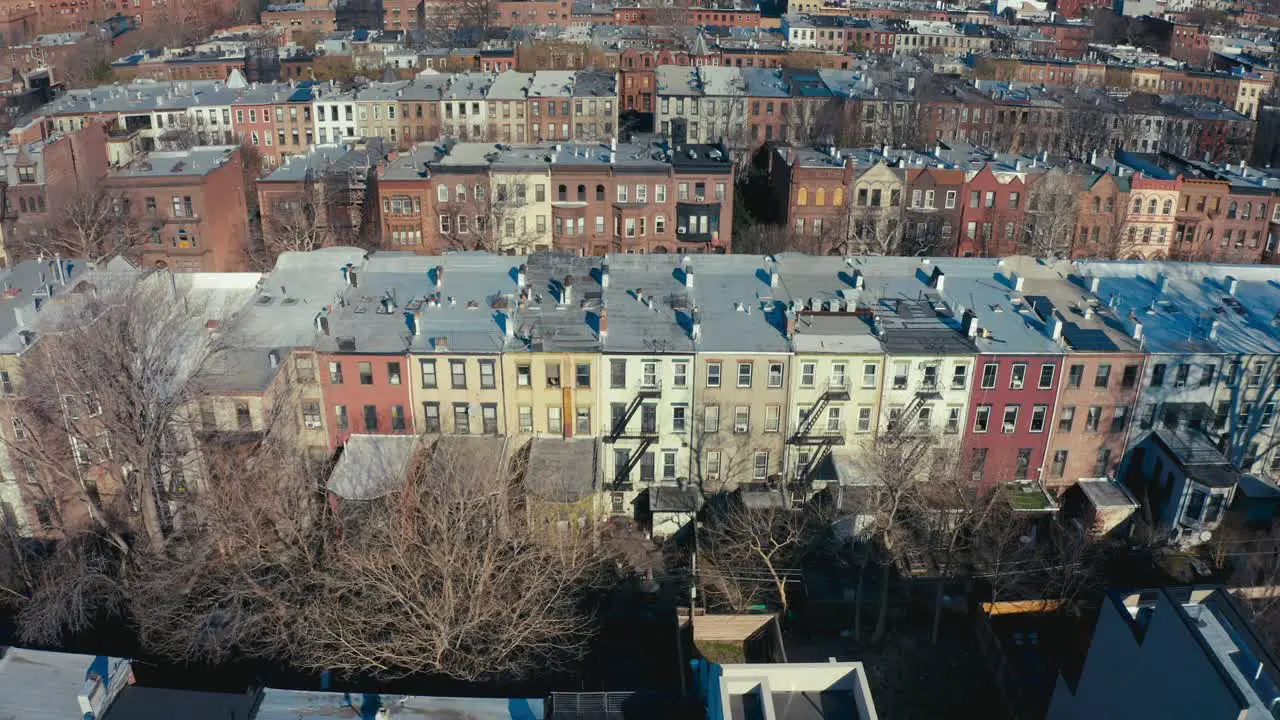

left=691, top=256, right=793, bottom=492
left=599, top=255, right=697, bottom=508
left=104, top=145, right=250, bottom=272
left=502, top=253, right=600, bottom=444
left=368, top=135, right=735, bottom=255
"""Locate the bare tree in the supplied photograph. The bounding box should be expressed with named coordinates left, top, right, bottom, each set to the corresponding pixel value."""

left=698, top=498, right=821, bottom=613
left=1021, top=172, right=1081, bottom=260
left=295, top=437, right=612, bottom=680
left=6, top=188, right=149, bottom=262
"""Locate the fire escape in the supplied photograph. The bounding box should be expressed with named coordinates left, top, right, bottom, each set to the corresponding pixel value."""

left=605, top=379, right=662, bottom=488
left=789, top=380, right=852, bottom=489
left=886, top=367, right=944, bottom=437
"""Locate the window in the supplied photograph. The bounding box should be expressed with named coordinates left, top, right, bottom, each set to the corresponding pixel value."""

left=707, top=362, right=722, bottom=388
left=1085, top=406, right=1102, bottom=432
left=1015, top=449, right=1032, bottom=480
left=704, top=405, right=720, bottom=433
left=1174, top=363, right=1190, bottom=388
left=1050, top=450, right=1068, bottom=478
left=481, top=360, right=497, bottom=389
left=1094, top=364, right=1111, bottom=388
left=862, top=363, right=877, bottom=389
left=1121, top=363, right=1141, bottom=386
left=1067, top=364, right=1084, bottom=388
left=387, top=362, right=402, bottom=385
left=737, top=362, right=753, bottom=388
left=753, top=452, right=769, bottom=480
left=517, top=364, right=531, bottom=387
left=328, top=361, right=344, bottom=384
left=359, top=362, right=373, bottom=385
left=765, top=405, right=781, bottom=433
left=1093, top=448, right=1112, bottom=477
left=768, top=362, right=784, bottom=388
left=974, top=404, right=992, bottom=432
left=575, top=407, right=590, bottom=435
left=734, top=406, right=750, bottom=433
left=391, top=405, right=406, bottom=431
left=981, top=363, right=998, bottom=389
left=545, top=362, right=562, bottom=388
left=548, top=407, right=563, bottom=435
left=1010, top=364, right=1026, bottom=390
left=858, top=407, right=873, bottom=433
left=1038, top=364, right=1055, bottom=390
left=363, top=405, right=378, bottom=432
left=1030, top=405, right=1047, bottom=432
left=335, top=405, right=349, bottom=431
left=444, top=360, right=465, bottom=389
left=1200, top=364, right=1215, bottom=387
left=641, top=361, right=659, bottom=388
left=302, top=402, right=323, bottom=429
left=1111, top=406, right=1129, bottom=433
left=575, top=363, right=590, bottom=388
left=673, top=406, right=687, bottom=433
left=893, top=362, right=909, bottom=390
left=1002, top=405, right=1019, bottom=433
left=452, top=403, right=470, bottom=434
left=673, top=362, right=688, bottom=388
left=970, top=448, right=988, bottom=479
left=610, top=359, right=626, bottom=388
left=1251, top=363, right=1265, bottom=388
left=1150, top=364, right=1166, bottom=387
left=706, top=450, right=722, bottom=480
left=952, top=364, right=967, bottom=389
left=518, top=406, right=533, bottom=433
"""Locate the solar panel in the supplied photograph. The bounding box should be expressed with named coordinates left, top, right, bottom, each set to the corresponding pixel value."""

left=1061, top=324, right=1118, bottom=352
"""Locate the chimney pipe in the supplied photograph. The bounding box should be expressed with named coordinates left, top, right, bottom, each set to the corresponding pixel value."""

left=436, top=336, right=449, bottom=352
left=517, top=264, right=527, bottom=288
left=599, top=307, right=608, bottom=338
left=685, top=267, right=695, bottom=289
left=932, top=268, right=945, bottom=292
left=785, top=310, right=796, bottom=339
left=435, top=265, right=445, bottom=288
left=562, top=275, right=573, bottom=305
left=691, top=307, right=702, bottom=342
left=1132, top=321, right=1144, bottom=342
left=1156, top=273, right=1168, bottom=294
left=601, top=263, right=610, bottom=288
left=1011, top=272, right=1025, bottom=292
left=503, top=311, right=513, bottom=340
left=316, top=313, right=330, bottom=335
left=1089, top=276, right=1100, bottom=294
left=1051, top=312, right=1064, bottom=341
left=770, top=268, right=779, bottom=288
left=349, top=270, right=359, bottom=288
left=1209, top=319, right=1221, bottom=341
left=413, top=310, right=423, bottom=336
left=1226, top=275, right=1239, bottom=296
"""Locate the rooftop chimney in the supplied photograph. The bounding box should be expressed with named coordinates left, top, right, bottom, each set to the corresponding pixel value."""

left=1132, top=321, right=1144, bottom=342
left=412, top=310, right=423, bottom=336
left=1011, top=272, right=1025, bottom=292
left=785, top=309, right=796, bottom=340
left=1089, top=276, right=1100, bottom=294
left=1226, top=275, right=1239, bottom=296
left=691, top=307, right=702, bottom=342
left=770, top=267, right=779, bottom=288
left=1156, top=273, right=1168, bottom=294
left=598, top=306, right=608, bottom=338
left=316, top=313, right=330, bottom=335
left=685, top=265, right=695, bottom=289
left=517, top=264, right=527, bottom=289
left=963, top=310, right=979, bottom=338
left=1209, top=319, right=1221, bottom=341
left=435, top=265, right=445, bottom=288
left=503, top=311, right=513, bottom=340
left=562, top=274, right=573, bottom=305
left=349, top=269, right=359, bottom=288
left=932, top=268, right=945, bottom=292
left=601, top=263, right=610, bottom=288
left=435, top=335, right=449, bottom=352
left=1050, top=312, right=1064, bottom=341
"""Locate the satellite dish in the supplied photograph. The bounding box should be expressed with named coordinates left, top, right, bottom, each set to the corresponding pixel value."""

left=1200, top=530, right=1213, bottom=543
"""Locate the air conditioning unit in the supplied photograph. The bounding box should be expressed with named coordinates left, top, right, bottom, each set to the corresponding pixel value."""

left=677, top=226, right=687, bottom=234
left=1002, top=422, right=1016, bottom=433
left=734, top=423, right=748, bottom=433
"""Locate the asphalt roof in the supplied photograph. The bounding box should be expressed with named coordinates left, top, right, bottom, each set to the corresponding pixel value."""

left=327, top=434, right=423, bottom=500
left=601, top=254, right=696, bottom=354
left=525, top=437, right=599, bottom=502
left=0, top=649, right=129, bottom=720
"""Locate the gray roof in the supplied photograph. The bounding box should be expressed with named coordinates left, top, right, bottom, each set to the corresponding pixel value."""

left=0, top=649, right=129, bottom=720
left=1076, top=478, right=1140, bottom=509
left=508, top=252, right=603, bottom=353
left=327, top=434, right=423, bottom=500
left=0, top=256, right=138, bottom=355
left=111, top=146, right=239, bottom=179
left=102, top=686, right=260, bottom=720
left=652, top=485, right=702, bottom=513
left=255, top=688, right=545, bottom=719
left=601, top=254, right=696, bottom=354
left=1080, top=260, right=1280, bottom=356
left=525, top=437, right=599, bottom=502
left=688, top=255, right=790, bottom=353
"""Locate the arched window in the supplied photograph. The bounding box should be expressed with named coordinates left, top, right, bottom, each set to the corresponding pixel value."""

left=1243, top=202, right=1252, bottom=220
left=558, top=184, right=567, bottom=201
left=1147, top=198, right=1157, bottom=214
left=595, top=184, right=605, bottom=201
left=1162, top=199, right=1172, bottom=215
left=577, top=184, right=586, bottom=201
left=815, top=188, right=826, bottom=206
left=797, top=188, right=808, bottom=206
left=833, top=188, right=844, bottom=206
left=1132, top=197, right=1142, bottom=214
left=456, top=184, right=467, bottom=202
left=1093, top=197, right=1101, bottom=213
left=1228, top=201, right=1238, bottom=219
